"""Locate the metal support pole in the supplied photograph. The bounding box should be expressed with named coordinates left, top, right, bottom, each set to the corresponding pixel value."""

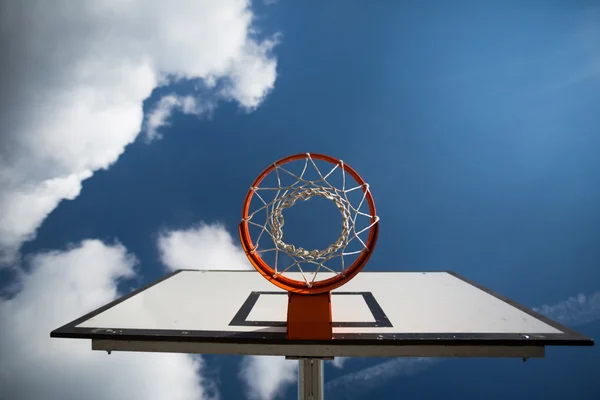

left=298, top=358, right=324, bottom=400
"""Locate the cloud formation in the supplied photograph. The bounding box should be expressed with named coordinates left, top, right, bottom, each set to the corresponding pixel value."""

left=157, top=222, right=252, bottom=271
left=0, top=0, right=279, bottom=261
left=0, top=240, right=217, bottom=400
left=239, top=356, right=298, bottom=400
left=325, top=358, right=438, bottom=394
left=331, top=357, right=349, bottom=368
left=144, top=94, right=216, bottom=141
left=534, top=290, right=600, bottom=327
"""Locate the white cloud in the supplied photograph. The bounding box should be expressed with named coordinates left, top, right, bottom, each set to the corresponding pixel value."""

left=144, top=94, right=217, bottom=141
left=239, top=356, right=298, bottom=400
left=0, top=0, right=279, bottom=262
left=325, top=358, right=438, bottom=395
left=158, top=222, right=252, bottom=271
left=331, top=357, right=349, bottom=368
left=534, top=290, right=600, bottom=327
left=0, top=240, right=217, bottom=400
left=220, top=35, right=281, bottom=110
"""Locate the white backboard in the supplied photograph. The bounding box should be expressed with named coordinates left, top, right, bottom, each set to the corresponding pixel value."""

left=51, top=270, right=593, bottom=358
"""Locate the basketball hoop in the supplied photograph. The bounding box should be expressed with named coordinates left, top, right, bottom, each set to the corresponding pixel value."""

left=239, top=153, right=380, bottom=294
left=239, top=153, right=379, bottom=340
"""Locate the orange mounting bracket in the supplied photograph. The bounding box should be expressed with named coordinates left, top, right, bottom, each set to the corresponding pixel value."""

left=287, top=292, right=332, bottom=340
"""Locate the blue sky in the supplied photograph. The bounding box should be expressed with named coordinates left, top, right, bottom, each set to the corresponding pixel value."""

left=1, top=1, right=599, bottom=399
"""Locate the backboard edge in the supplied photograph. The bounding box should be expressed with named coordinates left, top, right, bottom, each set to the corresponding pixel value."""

left=446, top=271, right=594, bottom=344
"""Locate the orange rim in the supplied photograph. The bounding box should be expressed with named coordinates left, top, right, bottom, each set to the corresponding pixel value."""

left=239, top=153, right=379, bottom=294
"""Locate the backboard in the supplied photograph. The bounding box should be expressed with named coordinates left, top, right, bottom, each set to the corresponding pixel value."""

left=51, top=269, right=593, bottom=359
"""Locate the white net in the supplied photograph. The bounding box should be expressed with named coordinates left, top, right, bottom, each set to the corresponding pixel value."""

left=243, top=153, right=379, bottom=287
